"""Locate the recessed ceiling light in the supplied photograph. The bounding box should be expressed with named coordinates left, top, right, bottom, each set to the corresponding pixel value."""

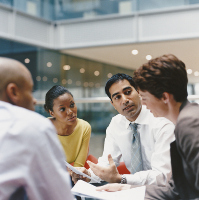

left=62, top=79, right=67, bottom=84
left=84, top=82, right=88, bottom=87
left=47, top=62, right=52, bottom=67
left=42, top=76, right=47, bottom=81
left=107, top=73, right=112, bottom=78
left=24, top=58, right=30, bottom=63
left=80, top=68, right=85, bottom=73
left=63, top=65, right=70, bottom=70
left=132, top=50, right=138, bottom=55
left=194, top=71, right=199, bottom=76
left=68, top=79, right=72, bottom=84
left=53, top=78, right=58, bottom=83
left=187, top=69, right=192, bottom=74
left=94, top=71, right=100, bottom=76
left=36, top=76, right=41, bottom=81
left=146, top=55, right=152, bottom=60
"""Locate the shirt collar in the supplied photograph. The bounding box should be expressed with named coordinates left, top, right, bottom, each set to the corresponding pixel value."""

left=124, top=105, right=150, bottom=129
left=125, top=118, right=132, bottom=129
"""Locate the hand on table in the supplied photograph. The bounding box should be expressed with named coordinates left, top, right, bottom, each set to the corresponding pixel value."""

left=96, top=183, right=132, bottom=192
left=87, top=154, right=121, bottom=183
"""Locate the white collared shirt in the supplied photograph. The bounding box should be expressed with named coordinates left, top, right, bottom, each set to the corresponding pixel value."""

left=90, top=105, right=175, bottom=186
left=0, top=101, right=74, bottom=200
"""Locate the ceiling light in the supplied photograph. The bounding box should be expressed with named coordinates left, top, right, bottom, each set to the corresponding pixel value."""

left=62, top=79, right=67, bottom=84
left=146, top=55, right=152, bottom=60
left=63, top=65, right=70, bottom=70
left=107, top=73, right=112, bottom=78
left=131, top=50, right=138, bottom=55
left=94, top=71, right=100, bottom=76
left=84, top=82, right=88, bottom=87
left=36, top=76, right=41, bottom=81
left=47, top=62, right=52, bottom=67
left=68, top=79, right=72, bottom=84
left=24, top=58, right=30, bottom=63
left=53, top=78, right=58, bottom=83
left=42, top=76, right=47, bottom=81
left=80, top=68, right=85, bottom=73
left=194, top=71, right=199, bottom=76
left=187, top=69, right=192, bottom=74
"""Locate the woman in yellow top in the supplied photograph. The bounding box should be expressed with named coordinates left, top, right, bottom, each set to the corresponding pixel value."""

left=44, top=85, right=91, bottom=167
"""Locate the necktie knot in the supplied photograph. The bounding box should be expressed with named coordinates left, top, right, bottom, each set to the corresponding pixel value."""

left=130, top=123, right=138, bottom=132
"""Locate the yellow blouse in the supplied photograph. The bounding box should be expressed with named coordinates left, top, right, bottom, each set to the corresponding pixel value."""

left=57, top=118, right=91, bottom=167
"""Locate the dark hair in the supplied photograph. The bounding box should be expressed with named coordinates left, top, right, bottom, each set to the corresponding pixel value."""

left=105, top=73, right=137, bottom=100
left=44, top=85, right=73, bottom=113
left=133, top=54, right=188, bottom=102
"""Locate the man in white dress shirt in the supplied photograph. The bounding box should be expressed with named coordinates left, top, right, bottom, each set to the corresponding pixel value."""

left=71, top=73, right=175, bottom=187
left=0, top=57, right=74, bottom=200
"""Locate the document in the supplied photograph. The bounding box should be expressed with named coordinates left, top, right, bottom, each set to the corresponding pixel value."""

left=71, top=180, right=146, bottom=200
left=65, top=161, right=100, bottom=183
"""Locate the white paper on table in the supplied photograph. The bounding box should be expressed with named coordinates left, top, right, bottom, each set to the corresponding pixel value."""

left=71, top=180, right=146, bottom=200
left=65, top=161, right=100, bottom=183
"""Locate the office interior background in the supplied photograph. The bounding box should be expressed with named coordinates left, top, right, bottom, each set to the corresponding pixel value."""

left=1, top=0, right=199, bottom=157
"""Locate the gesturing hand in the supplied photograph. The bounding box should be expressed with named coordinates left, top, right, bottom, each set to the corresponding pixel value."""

left=87, top=154, right=121, bottom=183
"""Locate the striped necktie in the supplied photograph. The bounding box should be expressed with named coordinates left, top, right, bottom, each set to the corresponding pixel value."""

left=130, top=123, right=143, bottom=174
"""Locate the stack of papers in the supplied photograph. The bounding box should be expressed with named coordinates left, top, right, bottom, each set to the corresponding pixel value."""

left=71, top=180, right=146, bottom=200
left=65, top=161, right=100, bottom=183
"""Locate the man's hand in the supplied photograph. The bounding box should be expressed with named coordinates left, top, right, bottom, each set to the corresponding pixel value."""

left=69, top=167, right=91, bottom=184
left=96, top=183, right=132, bottom=192
left=87, top=154, right=121, bottom=183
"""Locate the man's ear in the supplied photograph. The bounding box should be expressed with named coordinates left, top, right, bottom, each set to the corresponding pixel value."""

left=6, top=83, right=20, bottom=105
left=162, top=92, right=170, bottom=104
left=136, top=89, right=142, bottom=99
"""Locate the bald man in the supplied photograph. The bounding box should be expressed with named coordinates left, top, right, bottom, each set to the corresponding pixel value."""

left=0, top=57, right=74, bottom=200
left=0, top=57, right=36, bottom=110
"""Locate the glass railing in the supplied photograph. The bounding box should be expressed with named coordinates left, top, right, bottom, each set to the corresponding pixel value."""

left=1, top=0, right=199, bottom=21
left=35, top=100, right=118, bottom=135
left=35, top=95, right=199, bottom=135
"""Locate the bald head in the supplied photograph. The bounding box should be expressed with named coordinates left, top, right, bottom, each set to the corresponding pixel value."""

left=0, top=57, right=36, bottom=110
left=0, top=58, right=29, bottom=94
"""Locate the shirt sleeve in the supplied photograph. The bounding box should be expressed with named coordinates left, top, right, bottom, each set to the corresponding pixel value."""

left=176, top=114, right=199, bottom=191
left=73, top=123, right=91, bottom=167
left=145, top=177, right=180, bottom=199
left=126, top=122, right=175, bottom=186
left=28, top=120, right=75, bottom=200
left=0, top=118, right=74, bottom=200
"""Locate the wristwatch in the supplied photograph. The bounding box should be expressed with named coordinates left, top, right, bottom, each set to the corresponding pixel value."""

left=121, top=175, right=127, bottom=184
